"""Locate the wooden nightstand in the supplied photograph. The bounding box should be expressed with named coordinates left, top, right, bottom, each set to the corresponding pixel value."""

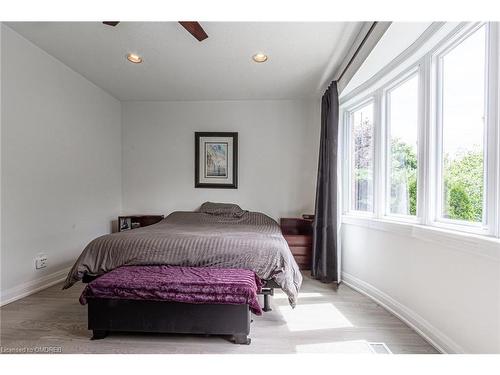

left=118, top=215, right=164, bottom=232
left=280, top=217, right=313, bottom=270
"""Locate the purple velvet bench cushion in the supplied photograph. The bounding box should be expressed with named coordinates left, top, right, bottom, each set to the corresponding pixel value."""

left=79, top=265, right=263, bottom=315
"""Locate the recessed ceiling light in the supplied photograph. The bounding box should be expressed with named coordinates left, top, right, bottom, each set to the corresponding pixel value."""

left=127, top=53, right=143, bottom=64
left=252, top=53, right=268, bottom=63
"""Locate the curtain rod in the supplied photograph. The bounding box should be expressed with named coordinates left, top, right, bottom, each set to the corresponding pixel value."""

left=337, top=22, right=378, bottom=83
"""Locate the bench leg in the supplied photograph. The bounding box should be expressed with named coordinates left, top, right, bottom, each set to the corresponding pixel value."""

left=233, top=334, right=251, bottom=345
left=263, top=294, right=272, bottom=312
left=91, top=329, right=108, bottom=340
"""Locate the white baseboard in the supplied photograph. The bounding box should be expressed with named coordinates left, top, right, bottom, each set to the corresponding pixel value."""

left=0, top=267, right=71, bottom=307
left=342, top=272, right=465, bottom=354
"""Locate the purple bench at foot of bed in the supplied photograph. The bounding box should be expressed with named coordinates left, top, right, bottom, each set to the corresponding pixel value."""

left=79, top=265, right=263, bottom=344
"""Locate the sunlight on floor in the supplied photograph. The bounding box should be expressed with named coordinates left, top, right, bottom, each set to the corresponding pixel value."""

left=273, top=292, right=323, bottom=300
left=278, top=303, right=353, bottom=331
left=295, top=340, right=375, bottom=354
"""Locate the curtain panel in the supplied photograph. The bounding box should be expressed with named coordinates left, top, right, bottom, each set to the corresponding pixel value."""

left=311, top=81, right=340, bottom=283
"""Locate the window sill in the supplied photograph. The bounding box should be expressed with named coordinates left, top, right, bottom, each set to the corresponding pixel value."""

left=341, top=215, right=500, bottom=262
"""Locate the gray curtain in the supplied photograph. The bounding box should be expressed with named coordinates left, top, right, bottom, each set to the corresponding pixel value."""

left=311, top=81, right=340, bottom=283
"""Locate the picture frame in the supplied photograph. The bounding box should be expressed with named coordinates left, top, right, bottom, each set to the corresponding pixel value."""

left=195, top=132, right=238, bottom=189
left=119, top=217, right=132, bottom=232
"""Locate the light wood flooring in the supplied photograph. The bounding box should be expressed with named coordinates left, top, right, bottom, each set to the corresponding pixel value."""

left=0, top=272, right=438, bottom=354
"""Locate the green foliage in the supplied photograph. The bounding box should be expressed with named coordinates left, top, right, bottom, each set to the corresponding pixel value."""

left=389, top=138, right=483, bottom=222
left=390, top=138, right=417, bottom=216
left=447, top=185, right=475, bottom=221
left=352, top=123, right=483, bottom=221
left=408, top=175, right=417, bottom=216
left=444, top=150, right=483, bottom=222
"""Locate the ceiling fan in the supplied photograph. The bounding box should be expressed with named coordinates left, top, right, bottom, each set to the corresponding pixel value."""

left=102, top=21, right=208, bottom=42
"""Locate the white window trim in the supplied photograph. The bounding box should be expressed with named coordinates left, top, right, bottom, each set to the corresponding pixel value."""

left=340, top=22, right=500, bottom=241
left=382, top=67, right=421, bottom=222
left=342, top=97, right=377, bottom=216
left=430, top=22, right=490, bottom=236
left=487, top=22, right=500, bottom=238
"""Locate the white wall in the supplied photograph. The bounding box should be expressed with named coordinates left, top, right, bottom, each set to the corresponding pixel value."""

left=0, top=25, right=122, bottom=304
left=342, top=224, right=500, bottom=353
left=122, top=100, right=320, bottom=220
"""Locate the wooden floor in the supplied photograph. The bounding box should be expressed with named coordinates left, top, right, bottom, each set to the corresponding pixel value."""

left=0, top=272, right=438, bottom=354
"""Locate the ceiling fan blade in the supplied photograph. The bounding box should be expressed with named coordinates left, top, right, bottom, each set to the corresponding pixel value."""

left=178, top=21, right=208, bottom=42
left=103, top=21, right=120, bottom=27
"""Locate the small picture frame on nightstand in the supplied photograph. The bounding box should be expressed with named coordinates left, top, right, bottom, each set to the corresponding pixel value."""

left=119, top=217, right=132, bottom=231
left=118, top=215, right=165, bottom=232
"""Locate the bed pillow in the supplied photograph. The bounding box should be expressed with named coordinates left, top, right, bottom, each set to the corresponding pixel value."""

left=199, top=202, right=246, bottom=217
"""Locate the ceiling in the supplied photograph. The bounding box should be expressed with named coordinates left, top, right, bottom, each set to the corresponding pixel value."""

left=6, top=22, right=365, bottom=101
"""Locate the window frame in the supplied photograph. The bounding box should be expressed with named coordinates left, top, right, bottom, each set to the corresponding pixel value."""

left=343, top=97, right=377, bottom=216
left=382, top=67, right=422, bottom=223
left=340, top=22, right=500, bottom=240
left=431, top=22, right=491, bottom=235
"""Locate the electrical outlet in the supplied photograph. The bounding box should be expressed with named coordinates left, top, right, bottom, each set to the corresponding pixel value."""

left=35, top=254, right=48, bottom=270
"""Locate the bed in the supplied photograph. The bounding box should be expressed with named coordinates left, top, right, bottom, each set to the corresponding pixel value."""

left=64, top=203, right=303, bottom=308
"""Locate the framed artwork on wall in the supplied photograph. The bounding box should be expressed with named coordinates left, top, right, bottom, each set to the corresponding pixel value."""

left=195, top=132, right=238, bottom=188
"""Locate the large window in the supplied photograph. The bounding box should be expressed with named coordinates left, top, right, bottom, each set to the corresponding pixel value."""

left=348, top=102, right=374, bottom=212
left=341, top=22, right=499, bottom=238
left=437, top=25, right=487, bottom=224
left=386, top=73, right=419, bottom=217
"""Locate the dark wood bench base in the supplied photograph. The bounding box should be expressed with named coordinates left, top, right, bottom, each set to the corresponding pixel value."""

left=87, top=298, right=251, bottom=345
left=91, top=329, right=108, bottom=340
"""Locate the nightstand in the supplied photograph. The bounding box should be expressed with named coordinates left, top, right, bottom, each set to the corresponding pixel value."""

left=118, top=215, right=164, bottom=232
left=280, top=217, right=313, bottom=270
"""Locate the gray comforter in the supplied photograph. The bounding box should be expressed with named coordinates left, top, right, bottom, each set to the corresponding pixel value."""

left=63, top=211, right=302, bottom=307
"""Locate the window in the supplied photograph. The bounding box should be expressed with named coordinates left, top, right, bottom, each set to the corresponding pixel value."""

left=341, top=22, right=500, bottom=238
left=386, top=73, right=419, bottom=217
left=348, top=102, right=374, bottom=212
left=437, top=25, right=487, bottom=225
